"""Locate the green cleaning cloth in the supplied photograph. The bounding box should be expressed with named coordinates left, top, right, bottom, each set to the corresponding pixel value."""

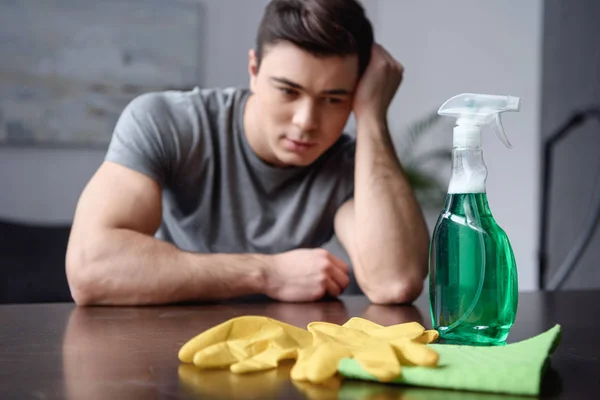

left=338, top=324, right=561, bottom=396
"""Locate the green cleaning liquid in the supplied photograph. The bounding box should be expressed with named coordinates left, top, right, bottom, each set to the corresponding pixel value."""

left=429, top=192, right=518, bottom=344
left=431, top=92, right=521, bottom=345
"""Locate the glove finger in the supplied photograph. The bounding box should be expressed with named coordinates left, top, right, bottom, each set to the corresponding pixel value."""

left=341, top=317, right=384, bottom=332
left=290, top=345, right=319, bottom=382
left=179, top=316, right=276, bottom=363
left=234, top=323, right=311, bottom=374
left=187, top=319, right=306, bottom=367
left=412, top=329, right=439, bottom=344
left=192, top=341, right=245, bottom=368
left=291, top=343, right=351, bottom=384
left=305, top=343, right=352, bottom=384
left=278, top=323, right=313, bottom=348
left=392, top=338, right=440, bottom=367
left=193, top=331, right=297, bottom=370
left=308, top=322, right=370, bottom=346
left=353, top=343, right=401, bottom=382
left=230, top=347, right=299, bottom=374
left=368, top=322, right=425, bottom=340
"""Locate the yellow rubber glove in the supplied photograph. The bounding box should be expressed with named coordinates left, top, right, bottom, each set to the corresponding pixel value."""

left=343, top=317, right=440, bottom=367
left=178, top=316, right=312, bottom=373
left=290, top=317, right=439, bottom=384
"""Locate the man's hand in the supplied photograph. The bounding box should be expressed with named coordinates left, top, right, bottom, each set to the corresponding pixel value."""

left=353, top=43, right=404, bottom=123
left=265, top=249, right=350, bottom=302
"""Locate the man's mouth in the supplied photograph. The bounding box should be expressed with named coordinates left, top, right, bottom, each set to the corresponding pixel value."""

left=282, top=137, right=317, bottom=153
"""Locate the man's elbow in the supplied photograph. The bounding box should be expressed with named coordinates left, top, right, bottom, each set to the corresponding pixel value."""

left=65, top=242, right=102, bottom=306
left=364, top=272, right=425, bottom=305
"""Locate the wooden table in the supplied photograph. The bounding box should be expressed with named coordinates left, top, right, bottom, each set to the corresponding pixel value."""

left=1, top=291, right=598, bottom=399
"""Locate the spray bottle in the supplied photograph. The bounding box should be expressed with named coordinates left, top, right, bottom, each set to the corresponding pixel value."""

left=429, top=93, right=520, bottom=345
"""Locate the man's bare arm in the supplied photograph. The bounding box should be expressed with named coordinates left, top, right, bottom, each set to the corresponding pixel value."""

left=66, top=162, right=349, bottom=305
left=336, top=121, right=429, bottom=305
left=334, top=44, right=429, bottom=305
left=66, top=162, right=268, bottom=305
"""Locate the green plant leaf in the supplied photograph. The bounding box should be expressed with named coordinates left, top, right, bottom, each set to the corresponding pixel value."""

left=397, top=111, right=441, bottom=159
left=409, top=149, right=453, bottom=168
left=404, top=167, right=438, bottom=189
left=389, top=110, right=453, bottom=208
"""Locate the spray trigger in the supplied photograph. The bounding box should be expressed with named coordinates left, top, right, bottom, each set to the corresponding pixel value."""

left=494, top=113, right=513, bottom=149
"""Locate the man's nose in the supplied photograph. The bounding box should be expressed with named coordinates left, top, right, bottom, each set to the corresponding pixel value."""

left=292, top=99, right=318, bottom=132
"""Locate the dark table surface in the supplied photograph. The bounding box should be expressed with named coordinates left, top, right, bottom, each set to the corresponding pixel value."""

left=1, top=290, right=598, bottom=400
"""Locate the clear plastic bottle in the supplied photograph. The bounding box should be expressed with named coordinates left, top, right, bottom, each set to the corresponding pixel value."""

left=429, top=93, right=520, bottom=345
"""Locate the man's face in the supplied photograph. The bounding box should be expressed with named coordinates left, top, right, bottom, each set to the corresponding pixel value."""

left=248, top=41, right=359, bottom=167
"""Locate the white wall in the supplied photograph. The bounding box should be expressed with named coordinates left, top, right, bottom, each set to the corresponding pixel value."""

left=375, top=0, right=543, bottom=290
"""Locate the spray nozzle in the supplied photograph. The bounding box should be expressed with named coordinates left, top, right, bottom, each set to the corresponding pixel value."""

left=438, top=93, right=521, bottom=148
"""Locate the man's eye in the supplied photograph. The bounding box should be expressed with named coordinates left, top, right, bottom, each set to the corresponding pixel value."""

left=323, top=97, right=343, bottom=104
left=278, top=87, right=297, bottom=96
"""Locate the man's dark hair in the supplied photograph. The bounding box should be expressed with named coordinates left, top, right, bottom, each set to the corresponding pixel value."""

left=256, top=0, right=374, bottom=77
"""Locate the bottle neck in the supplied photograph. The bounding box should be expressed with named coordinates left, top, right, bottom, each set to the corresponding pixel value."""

left=453, top=124, right=482, bottom=147
left=448, top=146, right=488, bottom=194
left=444, top=191, right=492, bottom=216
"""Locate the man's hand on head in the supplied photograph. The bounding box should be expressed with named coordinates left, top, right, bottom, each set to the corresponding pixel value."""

left=352, top=43, right=404, bottom=125
left=264, top=248, right=350, bottom=302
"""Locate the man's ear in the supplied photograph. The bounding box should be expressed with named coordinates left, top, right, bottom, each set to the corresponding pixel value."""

left=248, top=49, right=259, bottom=92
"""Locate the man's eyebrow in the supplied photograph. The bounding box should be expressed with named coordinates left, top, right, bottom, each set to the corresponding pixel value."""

left=270, top=77, right=303, bottom=89
left=270, top=76, right=352, bottom=96
left=322, top=88, right=352, bottom=96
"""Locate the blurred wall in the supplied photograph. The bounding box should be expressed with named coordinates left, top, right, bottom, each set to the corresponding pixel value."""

left=0, top=0, right=271, bottom=224
left=0, top=1, right=545, bottom=291
left=376, top=0, right=543, bottom=290
left=541, top=0, right=600, bottom=289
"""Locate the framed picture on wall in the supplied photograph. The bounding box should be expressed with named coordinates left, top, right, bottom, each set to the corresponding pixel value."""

left=0, top=0, right=204, bottom=148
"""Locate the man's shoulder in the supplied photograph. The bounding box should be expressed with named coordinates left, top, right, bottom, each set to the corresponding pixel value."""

left=195, top=86, right=250, bottom=107
left=124, top=86, right=250, bottom=117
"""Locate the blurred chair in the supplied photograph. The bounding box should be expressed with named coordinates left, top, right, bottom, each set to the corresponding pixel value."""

left=539, top=108, right=600, bottom=290
left=0, top=219, right=73, bottom=304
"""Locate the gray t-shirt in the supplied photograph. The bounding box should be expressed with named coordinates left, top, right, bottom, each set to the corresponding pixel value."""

left=105, top=87, right=355, bottom=254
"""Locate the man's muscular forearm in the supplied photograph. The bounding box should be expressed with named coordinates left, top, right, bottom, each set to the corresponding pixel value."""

left=353, top=116, right=429, bottom=303
left=347, top=44, right=429, bottom=303
left=67, top=228, right=267, bottom=305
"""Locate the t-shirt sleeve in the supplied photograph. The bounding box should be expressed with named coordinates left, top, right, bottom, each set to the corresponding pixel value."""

left=104, top=92, right=178, bottom=186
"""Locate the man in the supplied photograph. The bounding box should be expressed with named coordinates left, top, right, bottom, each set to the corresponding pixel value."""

left=66, top=0, right=429, bottom=306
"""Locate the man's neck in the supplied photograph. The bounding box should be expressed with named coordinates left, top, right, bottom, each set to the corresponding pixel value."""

left=242, top=94, right=279, bottom=167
